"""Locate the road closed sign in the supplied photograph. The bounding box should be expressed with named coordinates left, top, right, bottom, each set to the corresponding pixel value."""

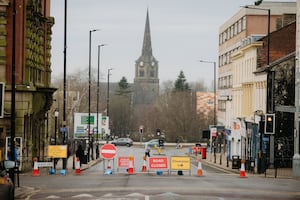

left=148, top=157, right=168, bottom=169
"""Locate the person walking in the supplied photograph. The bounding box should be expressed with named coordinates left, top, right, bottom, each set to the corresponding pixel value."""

left=145, top=144, right=151, bottom=158
left=76, top=145, right=84, bottom=167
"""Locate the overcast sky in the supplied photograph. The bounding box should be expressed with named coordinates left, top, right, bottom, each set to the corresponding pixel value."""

left=50, top=0, right=289, bottom=86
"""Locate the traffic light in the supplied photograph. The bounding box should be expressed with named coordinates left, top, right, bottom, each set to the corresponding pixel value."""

left=156, top=128, right=161, bottom=136
left=139, top=127, right=143, bottom=134
left=265, top=113, right=275, bottom=134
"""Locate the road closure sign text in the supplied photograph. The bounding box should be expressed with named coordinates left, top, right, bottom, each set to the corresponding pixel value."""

left=170, top=156, right=191, bottom=170
left=48, top=145, right=67, bottom=158
left=148, top=157, right=168, bottom=169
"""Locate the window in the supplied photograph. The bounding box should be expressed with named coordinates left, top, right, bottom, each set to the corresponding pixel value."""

left=139, top=69, right=144, bottom=77
left=150, top=70, right=155, bottom=77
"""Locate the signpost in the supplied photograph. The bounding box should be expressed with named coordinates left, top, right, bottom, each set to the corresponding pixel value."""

left=100, top=144, right=117, bottom=159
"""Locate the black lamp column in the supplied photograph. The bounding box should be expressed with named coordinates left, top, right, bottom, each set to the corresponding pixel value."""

left=88, top=29, right=99, bottom=162
left=96, top=44, right=106, bottom=159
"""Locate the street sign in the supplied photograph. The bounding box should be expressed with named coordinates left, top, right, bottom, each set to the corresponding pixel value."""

left=148, top=157, right=168, bottom=169
left=170, top=156, right=191, bottom=170
left=100, top=144, right=117, bottom=159
left=118, top=156, right=135, bottom=168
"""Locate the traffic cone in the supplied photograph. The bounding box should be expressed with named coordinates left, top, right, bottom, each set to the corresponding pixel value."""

left=141, top=159, right=147, bottom=172
left=128, top=156, right=134, bottom=174
left=240, top=159, right=246, bottom=178
left=107, top=159, right=111, bottom=169
left=75, top=157, right=81, bottom=175
left=197, top=159, right=203, bottom=176
left=32, top=161, right=40, bottom=176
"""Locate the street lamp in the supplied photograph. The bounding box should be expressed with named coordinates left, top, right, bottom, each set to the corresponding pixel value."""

left=199, top=60, right=217, bottom=163
left=96, top=44, right=106, bottom=159
left=244, top=5, right=271, bottom=110
left=54, top=110, right=59, bottom=145
left=107, top=68, right=113, bottom=140
left=244, top=4, right=272, bottom=171
left=88, top=29, right=99, bottom=162
left=199, top=60, right=217, bottom=126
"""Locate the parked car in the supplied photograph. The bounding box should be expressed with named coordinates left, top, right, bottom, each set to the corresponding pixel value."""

left=143, top=139, right=159, bottom=148
left=0, top=169, right=14, bottom=200
left=111, top=138, right=133, bottom=147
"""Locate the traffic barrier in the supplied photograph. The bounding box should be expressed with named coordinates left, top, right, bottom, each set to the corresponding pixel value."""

left=128, top=156, right=134, bottom=174
left=240, top=159, right=246, bottom=178
left=75, top=157, right=81, bottom=175
left=32, top=161, right=40, bottom=176
left=141, top=159, right=147, bottom=172
left=197, top=159, right=203, bottom=176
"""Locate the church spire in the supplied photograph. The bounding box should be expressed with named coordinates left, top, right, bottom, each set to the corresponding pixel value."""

left=142, top=9, right=152, bottom=56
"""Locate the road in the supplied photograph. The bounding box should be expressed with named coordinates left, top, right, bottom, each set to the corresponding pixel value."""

left=16, top=146, right=300, bottom=200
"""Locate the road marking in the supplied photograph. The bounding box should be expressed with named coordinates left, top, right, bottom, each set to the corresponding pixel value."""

left=72, top=193, right=94, bottom=198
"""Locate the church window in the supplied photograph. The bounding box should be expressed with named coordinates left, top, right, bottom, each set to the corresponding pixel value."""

left=150, top=70, right=155, bottom=77
left=139, top=69, right=144, bottom=77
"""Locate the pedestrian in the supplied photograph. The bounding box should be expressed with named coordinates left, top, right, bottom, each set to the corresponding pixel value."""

left=145, top=144, right=151, bottom=158
left=76, top=144, right=84, bottom=167
left=176, top=137, right=180, bottom=149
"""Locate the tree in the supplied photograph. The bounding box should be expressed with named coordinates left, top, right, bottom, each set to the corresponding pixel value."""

left=174, top=70, right=190, bottom=91
left=115, top=76, right=131, bottom=96
left=110, top=77, right=133, bottom=137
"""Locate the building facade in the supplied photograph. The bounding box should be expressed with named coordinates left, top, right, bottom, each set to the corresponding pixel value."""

left=224, top=8, right=296, bottom=172
left=134, top=10, right=159, bottom=105
left=0, top=0, right=55, bottom=170
left=218, top=1, right=296, bottom=129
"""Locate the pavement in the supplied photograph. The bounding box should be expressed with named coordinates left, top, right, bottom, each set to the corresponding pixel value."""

left=14, top=156, right=102, bottom=199
left=199, top=151, right=294, bottom=179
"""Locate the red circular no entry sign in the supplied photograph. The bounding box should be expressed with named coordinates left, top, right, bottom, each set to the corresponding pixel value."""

left=100, top=144, right=117, bottom=159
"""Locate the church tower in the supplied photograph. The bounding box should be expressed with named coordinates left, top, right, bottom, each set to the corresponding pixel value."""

left=134, top=9, right=159, bottom=105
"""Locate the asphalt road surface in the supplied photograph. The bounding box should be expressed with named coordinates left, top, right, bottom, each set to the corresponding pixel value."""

left=15, top=146, right=300, bottom=200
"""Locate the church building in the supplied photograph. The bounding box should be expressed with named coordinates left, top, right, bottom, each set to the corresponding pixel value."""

left=134, top=10, right=159, bottom=105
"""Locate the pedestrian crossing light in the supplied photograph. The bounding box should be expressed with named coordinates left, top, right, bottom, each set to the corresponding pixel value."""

left=265, top=113, right=275, bottom=134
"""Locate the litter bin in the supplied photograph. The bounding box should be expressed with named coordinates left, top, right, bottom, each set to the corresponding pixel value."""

left=232, top=155, right=240, bottom=169
left=201, top=147, right=207, bottom=159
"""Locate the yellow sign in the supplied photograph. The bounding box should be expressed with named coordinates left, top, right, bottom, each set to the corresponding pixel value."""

left=48, top=145, right=67, bottom=158
left=170, top=156, right=190, bottom=170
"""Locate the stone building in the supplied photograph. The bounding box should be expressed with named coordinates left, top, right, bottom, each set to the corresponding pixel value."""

left=0, top=0, right=55, bottom=170
left=134, top=9, right=159, bottom=105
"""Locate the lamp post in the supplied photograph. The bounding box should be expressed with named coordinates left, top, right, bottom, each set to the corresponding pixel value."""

left=54, top=110, right=59, bottom=169
left=244, top=4, right=272, bottom=171
left=199, top=60, right=217, bottom=126
left=62, top=0, right=68, bottom=171
left=88, top=29, right=99, bottom=162
left=96, top=44, right=106, bottom=159
left=9, top=0, right=16, bottom=187
left=199, top=60, right=217, bottom=163
left=107, top=68, right=113, bottom=141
